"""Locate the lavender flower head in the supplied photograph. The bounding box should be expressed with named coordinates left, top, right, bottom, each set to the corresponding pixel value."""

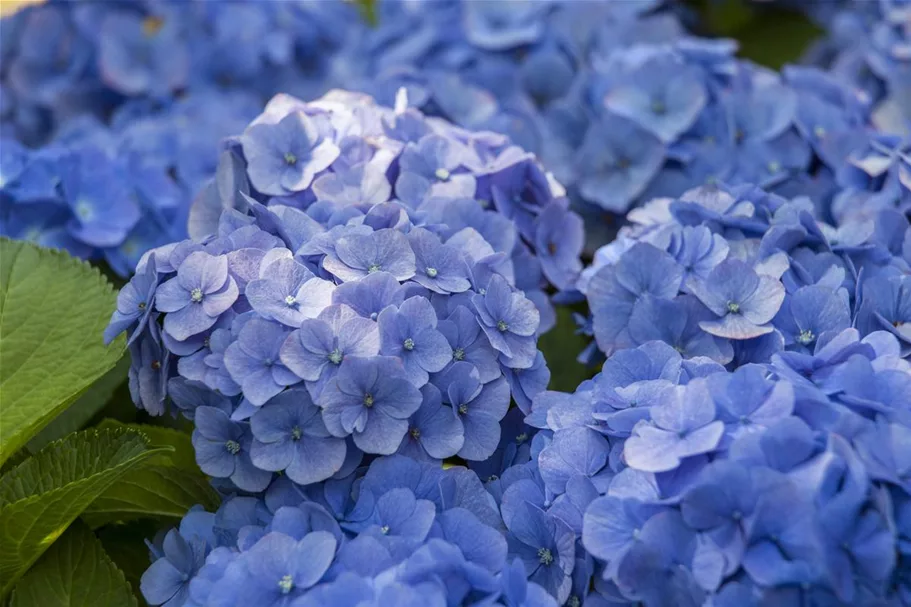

left=107, top=88, right=576, bottom=494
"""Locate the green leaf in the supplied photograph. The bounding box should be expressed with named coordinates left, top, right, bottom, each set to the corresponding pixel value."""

left=83, top=420, right=218, bottom=527
left=27, top=357, right=131, bottom=453
left=538, top=306, right=596, bottom=393
left=0, top=238, right=125, bottom=466
left=9, top=521, right=137, bottom=607
left=0, top=428, right=167, bottom=598
left=95, top=420, right=198, bottom=469
left=82, top=466, right=220, bottom=528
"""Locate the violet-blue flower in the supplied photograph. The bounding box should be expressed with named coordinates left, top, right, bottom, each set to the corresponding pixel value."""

left=155, top=251, right=239, bottom=342
left=280, top=304, right=380, bottom=396
left=438, top=361, right=510, bottom=461
left=223, top=317, right=298, bottom=406
left=319, top=356, right=422, bottom=455
left=323, top=228, right=416, bottom=282
left=688, top=259, right=786, bottom=340
left=378, top=295, right=452, bottom=386
left=472, top=274, right=540, bottom=369
left=407, top=227, right=472, bottom=294
left=250, top=388, right=347, bottom=486
left=192, top=406, right=271, bottom=492
left=624, top=379, right=725, bottom=473
left=241, top=110, right=339, bottom=197
left=246, top=255, right=335, bottom=328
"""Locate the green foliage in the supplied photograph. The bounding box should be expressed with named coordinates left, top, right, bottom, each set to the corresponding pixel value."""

left=98, top=520, right=163, bottom=601
left=9, top=521, right=137, bottom=607
left=0, top=428, right=167, bottom=598
left=84, top=421, right=219, bottom=527
left=0, top=238, right=125, bottom=466
left=694, top=0, right=823, bottom=69
left=27, top=357, right=131, bottom=453
left=538, top=306, right=596, bottom=393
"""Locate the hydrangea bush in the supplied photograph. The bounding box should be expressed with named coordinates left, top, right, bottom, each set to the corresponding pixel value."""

left=3, top=2, right=911, bottom=607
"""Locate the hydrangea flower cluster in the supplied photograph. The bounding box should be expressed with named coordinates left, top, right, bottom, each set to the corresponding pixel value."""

left=0, top=0, right=359, bottom=146
left=579, top=182, right=911, bottom=366
left=1, top=0, right=362, bottom=275
left=528, top=328, right=911, bottom=605
left=804, top=0, right=911, bottom=135
left=140, top=455, right=565, bottom=607
left=343, top=0, right=875, bottom=224
left=107, top=89, right=581, bottom=486
left=1, top=91, right=260, bottom=274
left=552, top=178, right=911, bottom=603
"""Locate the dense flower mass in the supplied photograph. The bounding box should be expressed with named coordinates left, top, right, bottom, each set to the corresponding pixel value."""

left=561, top=178, right=911, bottom=604
left=11, top=1, right=911, bottom=606
left=0, top=0, right=362, bottom=274
left=580, top=182, right=911, bottom=364
left=803, top=0, right=911, bottom=136
left=107, top=89, right=580, bottom=483
left=341, top=0, right=881, bottom=232
left=527, top=328, right=911, bottom=605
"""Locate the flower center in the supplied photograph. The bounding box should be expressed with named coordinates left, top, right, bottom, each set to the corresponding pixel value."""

left=291, top=426, right=302, bottom=441
left=285, top=295, right=296, bottom=306
left=515, top=433, right=528, bottom=444
left=410, top=427, right=421, bottom=439
left=496, top=320, right=509, bottom=332
left=142, top=16, right=164, bottom=37
left=224, top=440, right=241, bottom=455
left=731, top=510, right=742, bottom=521
left=814, top=125, right=826, bottom=139
left=547, top=241, right=557, bottom=255
left=537, top=548, right=554, bottom=566
left=367, top=263, right=381, bottom=273
left=151, top=360, right=161, bottom=370
left=453, top=347, right=465, bottom=361
left=726, top=301, right=740, bottom=314
left=797, top=329, right=815, bottom=345
left=767, top=160, right=781, bottom=173
left=458, top=403, right=468, bottom=415
left=284, top=152, right=297, bottom=166
left=380, top=525, right=390, bottom=535
left=651, top=100, right=666, bottom=115
left=328, top=349, right=343, bottom=365
left=478, top=288, right=486, bottom=295
left=263, top=358, right=273, bottom=367
left=567, top=597, right=581, bottom=607
left=363, top=393, right=374, bottom=407
left=403, top=338, right=415, bottom=351
left=435, top=168, right=450, bottom=181
left=75, top=201, right=93, bottom=221
left=191, top=288, right=204, bottom=303
left=425, top=267, right=438, bottom=278
left=616, top=156, right=631, bottom=170
left=278, top=575, right=294, bottom=594
left=138, top=301, right=147, bottom=310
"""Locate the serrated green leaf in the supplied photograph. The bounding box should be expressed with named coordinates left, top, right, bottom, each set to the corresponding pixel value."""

left=96, top=420, right=198, bottom=470
left=9, top=521, right=137, bottom=607
left=0, top=428, right=168, bottom=598
left=27, top=357, right=131, bottom=453
left=82, top=466, right=219, bottom=528
left=0, top=238, right=125, bottom=466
